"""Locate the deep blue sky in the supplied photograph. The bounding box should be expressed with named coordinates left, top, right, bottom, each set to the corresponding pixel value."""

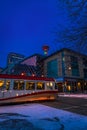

left=0, top=0, right=68, bottom=68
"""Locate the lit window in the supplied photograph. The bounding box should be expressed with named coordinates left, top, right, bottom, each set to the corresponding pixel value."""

left=26, top=82, right=35, bottom=90
left=78, top=82, right=81, bottom=86
left=46, top=82, right=49, bottom=86
left=16, top=93, right=18, bottom=96
left=0, top=80, right=4, bottom=87
left=46, top=82, right=53, bottom=90
left=50, top=82, right=53, bottom=86
left=6, top=80, right=10, bottom=90
left=36, top=82, right=45, bottom=90
left=13, top=80, right=24, bottom=90
left=67, top=85, right=71, bottom=91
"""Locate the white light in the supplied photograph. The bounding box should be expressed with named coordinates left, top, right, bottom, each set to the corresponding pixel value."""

left=50, top=82, right=53, bottom=86
left=46, top=82, right=49, bottom=86
left=16, top=93, right=18, bottom=96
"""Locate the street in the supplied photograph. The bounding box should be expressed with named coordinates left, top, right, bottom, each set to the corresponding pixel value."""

left=41, top=95, right=87, bottom=116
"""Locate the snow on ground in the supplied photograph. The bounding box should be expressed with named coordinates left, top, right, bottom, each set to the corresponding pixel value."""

left=59, top=93, right=87, bottom=99
left=0, top=103, right=87, bottom=130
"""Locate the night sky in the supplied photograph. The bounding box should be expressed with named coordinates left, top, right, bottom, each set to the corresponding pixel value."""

left=0, top=0, right=69, bottom=68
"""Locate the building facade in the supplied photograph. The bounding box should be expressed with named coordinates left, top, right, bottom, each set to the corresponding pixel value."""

left=43, top=48, right=87, bottom=93
left=20, top=54, right=44, bottom=76
left=7, top=52, right=25, bottom=66
left=1, top=48, right=87, bottom=93
left=2, top=53, right=44, bottom=76
left=2, top=52, right=25, bottom=74
left=0, top=67, right=3, bottom=73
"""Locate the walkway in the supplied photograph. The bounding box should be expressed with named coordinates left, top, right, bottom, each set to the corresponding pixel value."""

left=58, top=93, right=87, bottom=99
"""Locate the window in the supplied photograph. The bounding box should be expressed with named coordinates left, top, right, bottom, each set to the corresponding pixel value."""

left=6, top=80, right=10, bottom=90
left=13, top=80, right=24, bottom=90
left=46, top=82, right=53, bottom=90
left=83, top=58, right=87, bottom=67
left=0, top=80, right=10, bottom=90
left=70, top=56, right=79, bottom=76
left=47, top=59, right=58, bottom=78
left=36, top=82, right=45, bottom=90
left=0, top=80, right=4, bottom=89
left=83, top=69, right=87, bottom=78
left=55, top=83, right=58, bottom=89
left=26, top=82, right=35, bottom=90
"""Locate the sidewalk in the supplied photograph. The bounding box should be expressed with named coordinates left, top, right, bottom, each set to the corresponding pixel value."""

left=58, top=93, right=87, bottom=99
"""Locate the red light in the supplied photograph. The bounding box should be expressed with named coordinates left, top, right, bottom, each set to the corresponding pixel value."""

left=42, top=45, right=49, bottom=56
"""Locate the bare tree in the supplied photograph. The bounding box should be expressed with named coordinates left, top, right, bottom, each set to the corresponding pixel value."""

left=55, top=0, right=87, bottom=53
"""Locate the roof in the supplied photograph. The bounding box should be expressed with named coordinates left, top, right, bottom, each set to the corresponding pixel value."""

left=19, top=53, right=44, bottom=64
left=43, top=48, right=87, bottom=60
left=0, top=74, right=55, bottom=81
left=7, top=52, right=25, bottom=58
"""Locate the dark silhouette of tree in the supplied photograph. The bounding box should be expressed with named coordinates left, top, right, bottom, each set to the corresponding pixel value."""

left=55, top=0, right=87, bottom=53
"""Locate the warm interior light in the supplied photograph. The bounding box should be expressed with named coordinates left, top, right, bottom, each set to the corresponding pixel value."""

left=16, top=93, right=18, bottom=96
left=78, top=82, right=81, bottom=86
left=68, top=85, right=71, bottom=91
left=50, top=82, right=53, bottom=86
left=68, top=66, right=71, bottom=70
left=0, top=81, right=4, bottom=87
left=21, top=73, right=24, bottom=76
left=46, top=82, right=49, bottom=86
left=32, top=74, right=35, bottom=76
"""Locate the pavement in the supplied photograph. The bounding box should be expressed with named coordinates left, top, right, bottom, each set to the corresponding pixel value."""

left=58, top=93, right=87, bottom=99
left=41, top=93, right=87, bottom=116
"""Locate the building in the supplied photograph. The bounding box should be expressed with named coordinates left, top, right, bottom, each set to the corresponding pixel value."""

left=10, top=64, right=36, bottom=76
left=2, top=53, right=44, bottom=76
left=1, top=48, right=87, bottom=93
left=19, top=54, right=44, bottom=76
left=7, top=52, right=25, bottom=66
left=43, top=48, right=87, bottom=93
left=2, top=52, right=25, bottom=74
left=0, top=67, right=3, bottom=73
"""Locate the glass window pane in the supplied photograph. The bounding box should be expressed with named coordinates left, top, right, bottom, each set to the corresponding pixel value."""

left=13, top=80, right=24, bottom=90
left=0, top=80, right=4, bottom=89
left=36, top=82, right=45, bottom=90
left=47, top=59, right=58, bottom=78
left=26, top=82, right=35, bottom=90
left=46, top=82, right=53, bottom=90
left=6, top=80, right=10, bottom=90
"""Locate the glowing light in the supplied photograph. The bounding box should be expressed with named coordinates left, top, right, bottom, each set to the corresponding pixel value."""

left=21, top=72, right=26, bottom=76
left=85, top=82, right=86, bottom=85
left=16, top=93, right=19, bottom=96
left=42, top=45, right=49, bottom=56
left=50, top=82, right=53, bottom=86
left=32, top=74, right=35, bottom=76
left=46, top=82, right=49, bottom=86
left=0, top=80, right=4, bottom=87
left=78, top=82, right=81, bottom=86
left=68, top=85, right=71, bottom=91
left=62, top=57, right=65, bottom=61
left=68, top=66, right=71, bottom=70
